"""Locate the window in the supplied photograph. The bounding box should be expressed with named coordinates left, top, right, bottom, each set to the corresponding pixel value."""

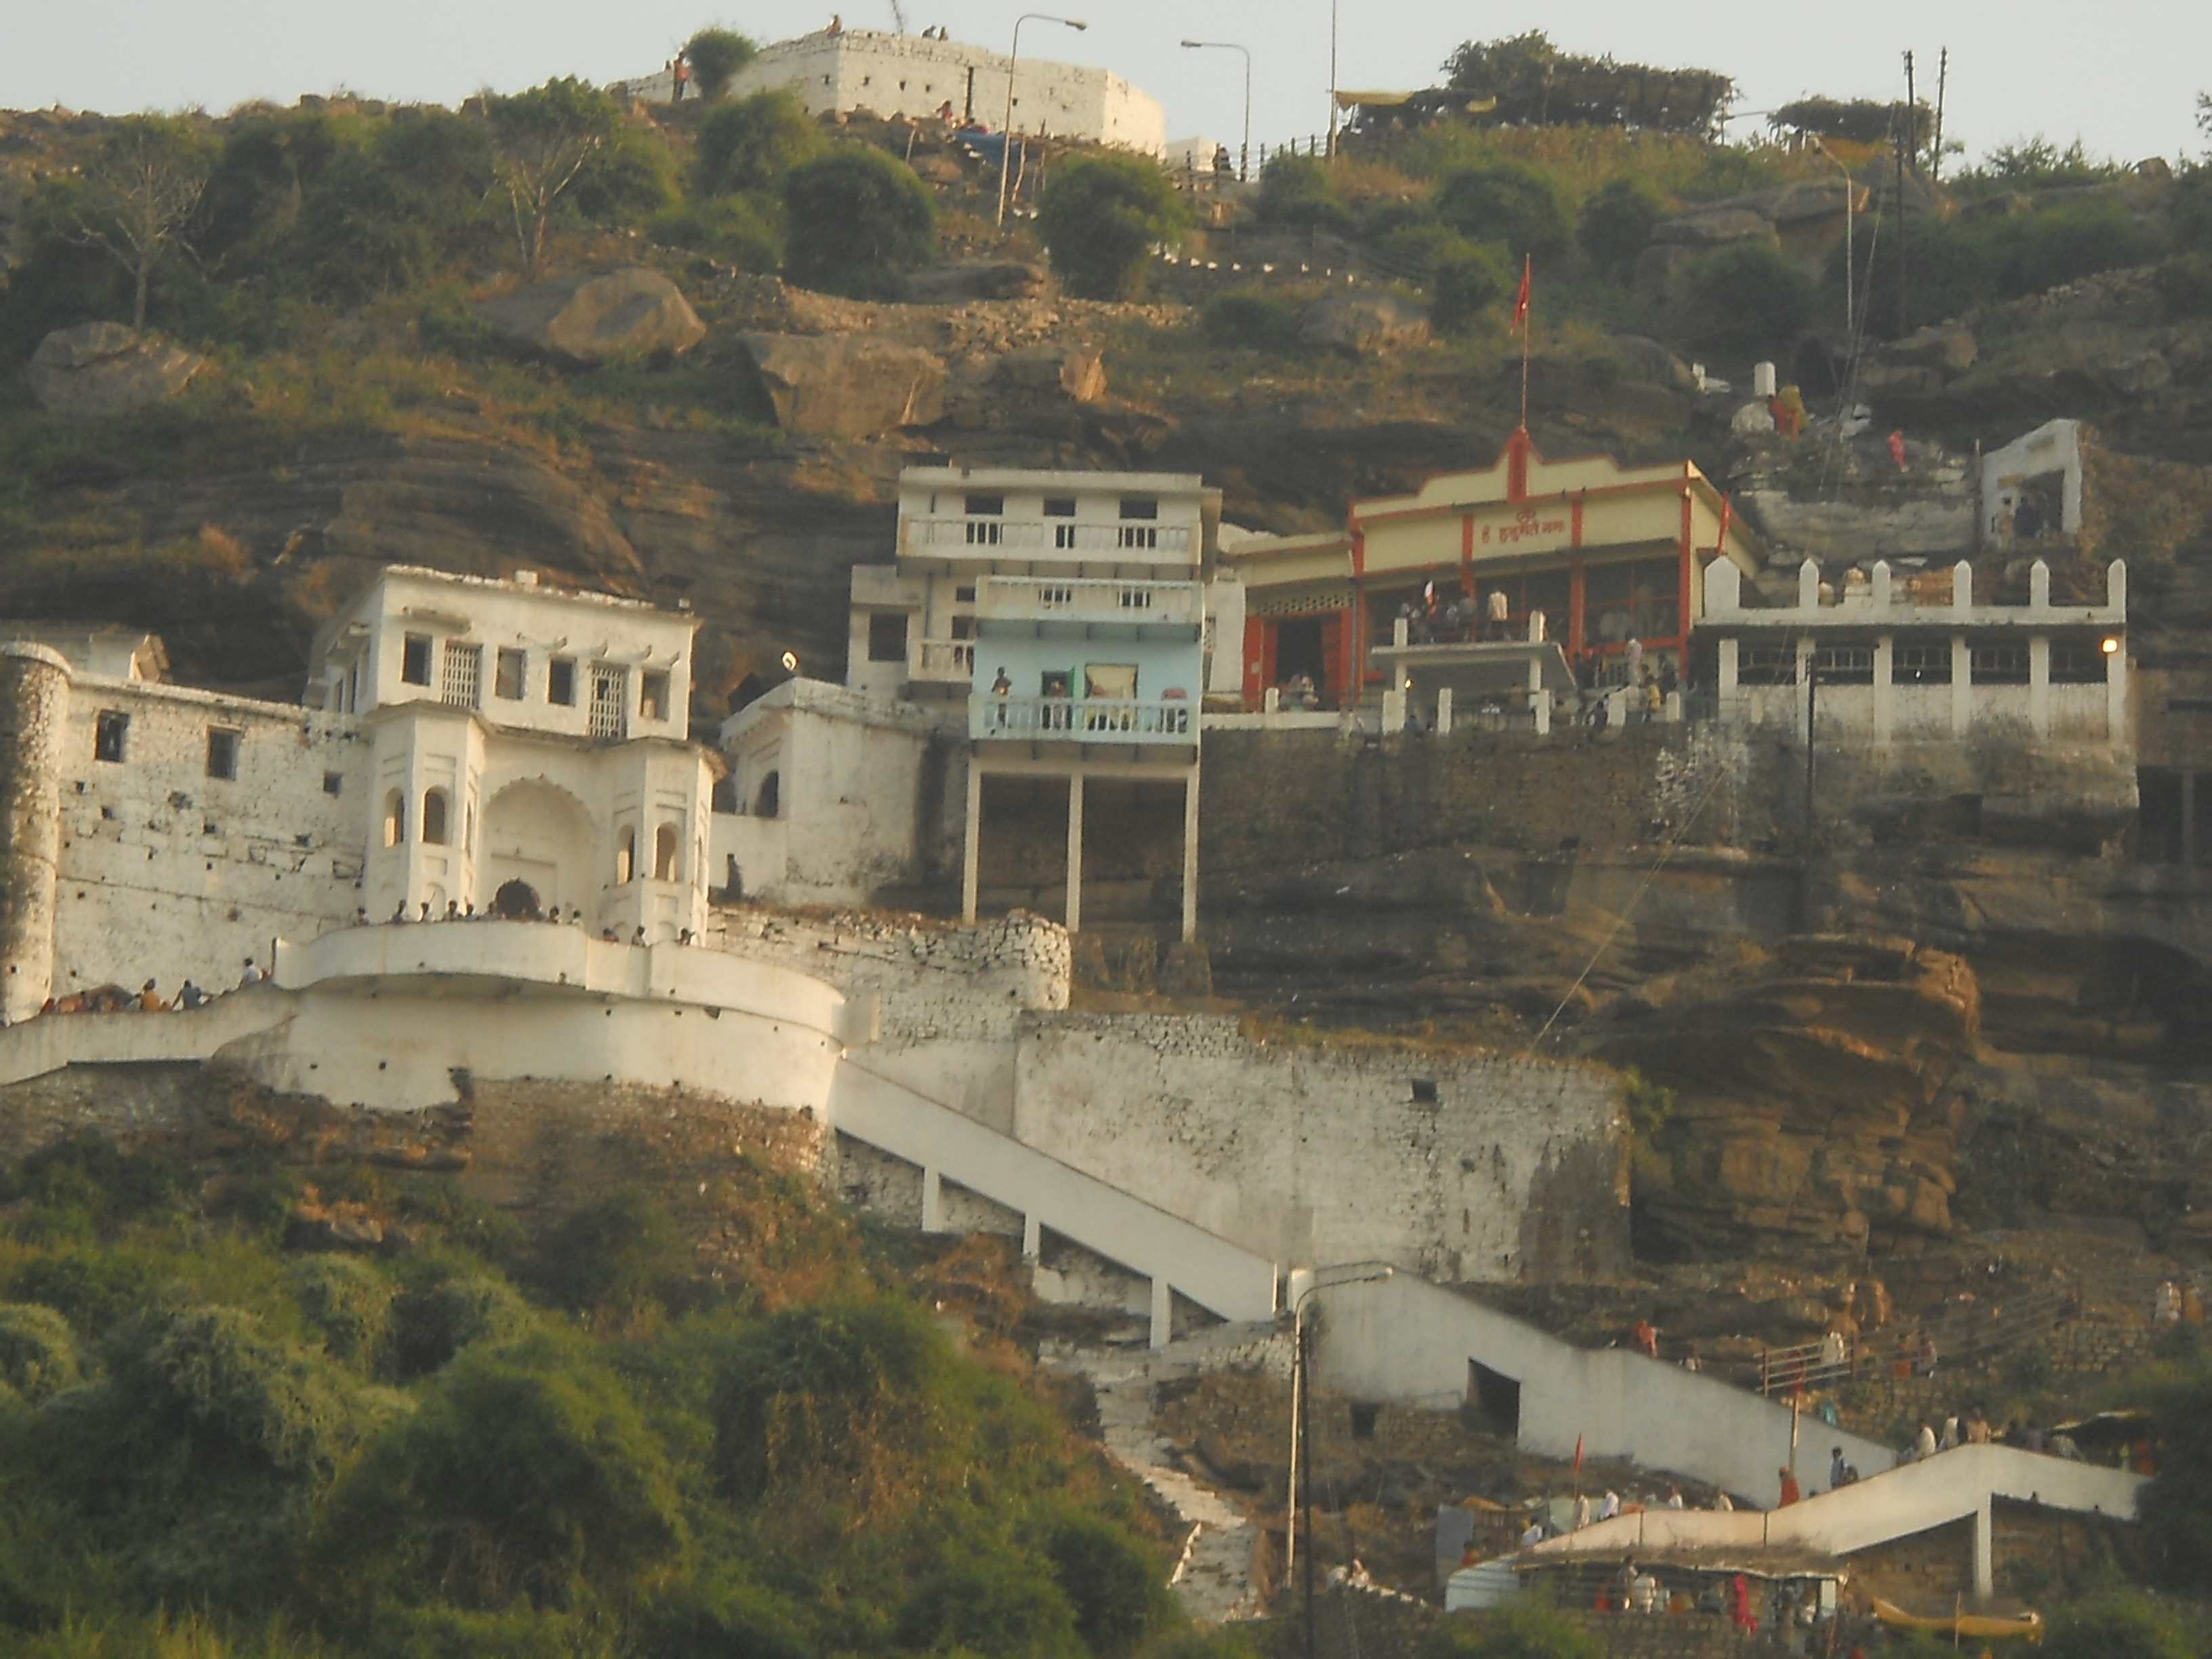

left=441, top=641, right=480, bottom=708
left=711, top=775, right=739, bottom=814
left=548, top=657, right=576, bottom=705
left=954, top=585, right=976, bottom=603
left=1810, top=644, right=1874, bottom=685
left=2051, top=643, right=2108, bottom=684
left=1892, top=643, right=1952, bottom=685
left=495, top=648, right=527, bottom=700
left=1084, top=663, right=1138, bottom=699
left=1043, top=497, right=1077, bottom=518
left=382, top=790, right=407, bottom=847
left=323, top=771, right=344, bottom=796
left=654, top=823, right=680, bottom=882
left=754, top=771, right=781, bottom=818
left=94, top=711, right=129, bottom=763
left=422, top=788, right=449, bottom=846
left=1055, top=524, right=1081, bottom=549
left=640, top=670, right=671, bottom=721
left=1118, top=496, right=1159, bottom=520
left=1971, top=644, right=2030, bottom=685
left=1117, top=525, right=1160, bottom=550
left=205, top=728, right=240, bottom=780
left=867, top=612, right=910, bottom=663
left=589, top=665, right=628, bottom=739
left=1736, top=646, right=1797, bottom=686
left=616, top=827, right=636, bottom=884
left=964, top=493, right=1005, bottom=516
left=401, top=634, right=433, bottom=686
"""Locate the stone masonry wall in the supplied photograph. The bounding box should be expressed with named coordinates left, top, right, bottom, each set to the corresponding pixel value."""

left=1013, top=1012, right=1627, bottom=1282
left=0, top=647, right=68, bottom=1021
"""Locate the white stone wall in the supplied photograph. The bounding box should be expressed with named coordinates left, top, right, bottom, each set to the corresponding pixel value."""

left=729, top=29, right=1165, bottom=155
left=53, top=676, right=365, bottom=999
left=1012, top=1015, right=1624, bottom=1281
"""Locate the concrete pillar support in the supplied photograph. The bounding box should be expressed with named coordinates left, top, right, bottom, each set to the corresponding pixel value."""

left=920, top=1166, right=943, bottom=1233
left=1973, top=1492, right=1994, bottom=1598
left=2029, top=635, right=2050, bottom=739
left=1181, top=764, right=1200, bottom=943
left=1951, top=636, right=1972, bottom=735
left=2108, top=636, right=2129, bottom=745
left=961, top=761, right=983, bottom=924
left=1063, top=771, right=1084, bottom=935
left=1872, top=636, right=1894, bottom=748
left=1149, top=1275, right=1173, bottom=1349
left=1022, top=1212, right=1042, bottom=1261
left=1435, top=687, right=1453, bottom=735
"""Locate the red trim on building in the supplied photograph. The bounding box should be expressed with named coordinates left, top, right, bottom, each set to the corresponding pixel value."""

left=1241, top=614, right=1267, bottom=706
left=1507, top=431, right=1530, bottom=501
left=1571, top=493, right=1584, bottom=549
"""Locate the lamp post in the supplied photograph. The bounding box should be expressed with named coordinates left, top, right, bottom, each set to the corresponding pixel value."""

left=996, top=12, right=1087, bottom=227
left=1285, top=1262, right=1395, bottom=1658
left=1181, top=39, right=1251, bottom=182
left=1326, top=0, right=1339, bottom=156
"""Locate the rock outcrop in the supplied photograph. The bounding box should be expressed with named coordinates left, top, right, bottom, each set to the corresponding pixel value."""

left=476, top=267, right=707, bottom=365
left=1299, top=289, right=1431, bottom=354
left=737, top=333, right=947, bottom=436
left=905, top=261, right=1049, bottom=304
left=988, top=343, right=1107, bottom=403
left=29, top=323, right=205, bottom=421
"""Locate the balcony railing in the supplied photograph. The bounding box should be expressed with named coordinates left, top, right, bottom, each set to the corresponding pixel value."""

left=915, top=638, right=976, bottom=680
left=903, top=516, right=1196, bottom=560
left=970, top=695, right=1195, bottom=743
left=977, top=575, right=1203, bottom=626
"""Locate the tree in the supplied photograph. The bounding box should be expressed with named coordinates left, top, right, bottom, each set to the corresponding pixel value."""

left=1433, top=162, right=1572, bottom=260
left=1256, top=152, right=1350, bottom=233
left=683, top=28, right=758, bottom=100
left=781, top=146, right=937, bottom=298
left=694, top=90, right=824, bottom=196
left=1578, top=176, right=1665, bottom=282
left=1432, top=240, right=1514, bottom=333
left=1677, top=242, right=1811, bottom=361
left=66, top=115, right=212, bottom=330
left=1442, top=30, right=1733, bottom=136
left=1420, top=1604, right=1602, bottom=1659
left=485, top=77, right=626, bottom=269
left=1035, top=151, right=1189, bottom=301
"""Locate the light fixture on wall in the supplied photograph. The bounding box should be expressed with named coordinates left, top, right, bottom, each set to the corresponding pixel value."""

left=781, top=651, right=800, bottom=673
left=2101, top=637, right=2120, bottom=655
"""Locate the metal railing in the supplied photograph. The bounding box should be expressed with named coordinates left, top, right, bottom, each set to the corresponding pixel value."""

left=977, top=575, right=1203, bottom=625
left=903, top=517, right=1195, bottom=559
left=915, top=638, right=975, bottom=680
left=970, top=695, right=1195, bottom=743
left=1717, top=1279, right=2082, bottom=1399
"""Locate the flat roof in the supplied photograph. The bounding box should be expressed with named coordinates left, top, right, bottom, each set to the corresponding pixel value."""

left=900, top=466, right=1214, bottom=495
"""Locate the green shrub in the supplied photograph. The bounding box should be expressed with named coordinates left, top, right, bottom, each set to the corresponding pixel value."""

left=693, top=90, right=823, bottom=197
left=1041, top=1511, right=1170, bottom=1655
left=895, top=1555, right=1083, bottom=1658
left=293, top=1257, right=396, bottom=1372
left=1036, top=152, right=1189, bottom=301
left=640, top=1574, right=819, bottom=1659
left=1578, top=176, right=1666, bottom=281
left=1257, top=152, right=1350, bottom=233
left=530, top=1187, right=695, bottom=1317
left=2175, top=173, right=2212, bottom=255
left=1202, top=287, right=1303, bottom=350
left=392, top=1273, right=535, bottom=1377
left=2042, top=1590, right=2204, bottom=1659
left=781, top=146, right=937, bottom=298
left=1677, top=241, right=1811, bottom=361
left=1433, top=241, right=1515, bottom=333
left=1433, top=162, right=1572, bottom=260
left=1420, top=1602, right=1603, bottom=1658
left=0, top=1304, right=83, bottom=1402
left=682, top=28, right=758, bottom=100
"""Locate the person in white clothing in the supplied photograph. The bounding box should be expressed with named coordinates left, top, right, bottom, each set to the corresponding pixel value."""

left=1598, top=1490, right=1621, bottom=1521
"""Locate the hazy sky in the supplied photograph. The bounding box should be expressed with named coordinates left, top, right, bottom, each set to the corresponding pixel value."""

left=4, top=0, right=2206, bottom=167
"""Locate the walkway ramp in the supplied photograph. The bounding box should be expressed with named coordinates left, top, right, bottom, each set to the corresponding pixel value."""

left=1525, top=1443, right=2146, bottom=1597
left=1309, top=1272, right=1892, bottom=1511
left=829, top=1059, right=1281, bottom=1344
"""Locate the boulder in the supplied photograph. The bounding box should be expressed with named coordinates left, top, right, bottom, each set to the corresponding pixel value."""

left=1298, top=289, right=1431, bottom=354
left=28, top=322, right=204, bottom=421
left=1648, top=207, right=1777, bottom=248
left=989, top=343, right=1107, bottom=403
left=737, top=333, right=946, bottom=436
left=1879, top=324, right=1977, bottom=374
left=476, top=266, right=706, bottom=365
left=904, top=260, right=1049, bottom=303
left=1604, top=333, right=1696, bottom=391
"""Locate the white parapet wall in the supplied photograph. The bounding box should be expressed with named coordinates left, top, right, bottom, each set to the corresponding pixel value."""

left=727, top=28, right=1166, bottom=155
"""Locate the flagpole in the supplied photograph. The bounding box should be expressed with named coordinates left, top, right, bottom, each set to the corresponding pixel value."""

left=1515, top=253, right=1532, bottom=431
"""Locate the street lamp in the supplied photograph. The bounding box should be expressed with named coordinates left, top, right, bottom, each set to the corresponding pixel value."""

left=997, top=13, right=1088, bottom=227
left=1285, top=1261, right=1395, bottom=1657
left=1181, top=39, right=1251, bottom=182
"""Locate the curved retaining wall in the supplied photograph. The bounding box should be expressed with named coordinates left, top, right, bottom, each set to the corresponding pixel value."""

left=0, top=645, right=69, bottom=1025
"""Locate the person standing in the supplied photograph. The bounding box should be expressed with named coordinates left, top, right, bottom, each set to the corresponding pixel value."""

left=1776, top=1467, right=1801, bottom=1507
left=1915, top=1421, right=1938, bottom=1460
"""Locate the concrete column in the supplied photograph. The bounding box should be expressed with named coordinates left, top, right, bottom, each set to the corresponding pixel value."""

left=1717, top=636, right=1739, bottom=695
left=1435, top=687, right=1453, bottom=735
left=1181, top=764, right=1200, bottom=943
left=1951, top=636, right=1972, bottom=735
left=1381, top=689, right=1405, bottom=731
left=1872, top=636, right=1893, bottom=749
left=1149, top=1274, right=1174, bottom=1349
left=1022, top=1212, right=1042, bottom=1261
left=1533, top=694, right=1551, bottom=737
left=2108, top=636, right=2129, bottom=745
left=1797, top=560, right=1820, bottom=612
left=2030, top=559, right=2051, bottom=611
left=961, top=761, right=983, bottom=924
left=1063, top=771, right=1084, bottom=935
left=1263, top=686, right=1280, bottom=715
left=1393, top=615, right=1410, bottom=647
left=1973, top=1492, right=1994, bottom=1599
left=2029, top=635, right=2050, bottom=739
left=920, top=1166, right=943, bottom=1233
left=1795, top=638, right=1815, bottom=743
left=0, top=644, right=68, bottom=1025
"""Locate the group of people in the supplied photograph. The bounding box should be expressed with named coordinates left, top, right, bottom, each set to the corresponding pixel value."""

left=1393, top=587, right=1520, bottom=646
left=367, top=901, right=695, bottom=948
left=38, top=958, right=268, bottom=1017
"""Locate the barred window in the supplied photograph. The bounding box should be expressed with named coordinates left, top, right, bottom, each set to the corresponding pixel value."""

left=1811, top=644, right=1874, bottom=685
left=1971, top=644, right=2030, bottom=685
left=1736, top=646, right=1797, bottom=686
left=2050, top=643, right=2108, bottom=684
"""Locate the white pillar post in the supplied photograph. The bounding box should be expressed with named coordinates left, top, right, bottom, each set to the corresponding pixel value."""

left=1435, top=686, right=1453, bottom=735
left=1872, top=635, right=1894, bottom=749
left=920, top=1166, right=943, bottom=1233
left=1795, top=638, right=1816, bottom=742
left=1973, top=1492, right=1994, bottom=1599
left=1022, top=1212, right=1042, bottom=1261
left=1717, top=636, right=1740, bottom=695
left=1149, top=1274, right=1174, bottom=1349
left=1382, top=688, right=1405, bottom=731
left=1064, top=771, right=1084, bottom=935
left=1952, top=636, right=1973, bottom=735
left=1181, top=763, right=1201, bottom=943
left=2029, top=634, right=2050, bottom=739
left=961, top=760, right=983, bottom=924
left=2108, top=635, right=2129, bottom=745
